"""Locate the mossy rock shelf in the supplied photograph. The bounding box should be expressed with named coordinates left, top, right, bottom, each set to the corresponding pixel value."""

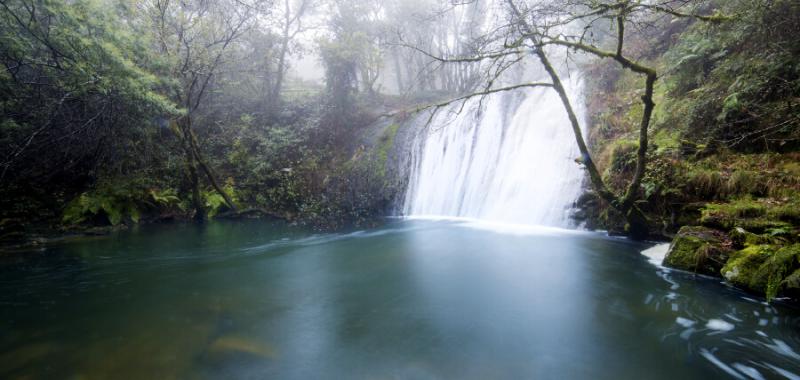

left=662, top=226, right=732, bottom=276
left=663, top=224, right=800, bottom=301
left=722, top=244, right=800, bottom=300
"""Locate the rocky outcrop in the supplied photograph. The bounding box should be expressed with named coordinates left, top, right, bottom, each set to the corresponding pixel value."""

left=722, top=244, right=800, bottom=300
left=662, top=226, right=732, bottom=276
left=662, top=223, right=800, bottom=301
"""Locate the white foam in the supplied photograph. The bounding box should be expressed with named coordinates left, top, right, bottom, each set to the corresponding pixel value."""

left=405, top=215, right=592, bottom=236
left=641, top=243, right=670, bottom=267
left=767, top=339, right=800, bottom=361
left=706, top=319, right=735, bottom=332
left=731, top=363, right=765, bottom=380
left=700, top=349, right=746, bottom=380
left=676, top=317, right=696, bottom=328
left=680, top=328, right=695, bottom=340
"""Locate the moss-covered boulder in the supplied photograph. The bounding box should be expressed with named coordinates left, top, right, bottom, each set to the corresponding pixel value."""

left=721, top=244, right=800, bottom=300
left=755, top=244, right=800, bottom=300
left=780, top=269, right=800, bottom=299
left=721, top=245, right=774, bottom=291
left=662, top=226, right=732, bottom=275
left=729, top=227, right=785, bottom=248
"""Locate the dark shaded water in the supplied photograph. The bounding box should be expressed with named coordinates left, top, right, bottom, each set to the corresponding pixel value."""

left=1, top=219, right=799, bottom=379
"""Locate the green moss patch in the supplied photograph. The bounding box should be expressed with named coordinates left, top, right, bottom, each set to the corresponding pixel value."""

left=729, top=227, right=786, bottom=248
left=721, top=245, right=775, bottom=291
left=663, top=226, right=732, bottom=276
left=721, top=244, right=800, bottom=301
left=756, top=244, right=800, bottom=300
left=700, top=198, right=794, bottom=233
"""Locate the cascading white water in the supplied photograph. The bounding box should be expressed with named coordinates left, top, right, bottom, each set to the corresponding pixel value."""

left=403, top=74, right=588, bottom=228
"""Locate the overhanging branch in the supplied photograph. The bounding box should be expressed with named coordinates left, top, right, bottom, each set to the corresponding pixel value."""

left=383, top=82, right=553, bottom=118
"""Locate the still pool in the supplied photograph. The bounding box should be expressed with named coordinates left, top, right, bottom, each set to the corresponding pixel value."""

left=1, top=219, right=799, bottom=379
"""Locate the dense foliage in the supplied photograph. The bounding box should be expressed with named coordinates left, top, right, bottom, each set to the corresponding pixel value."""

left=0, top=1, right=178, bottom=227
left=579, top=0, right=800, bottom=299
left=0, top=0, right=408, bottom=241
left=581, top=0, right=798, bottom=230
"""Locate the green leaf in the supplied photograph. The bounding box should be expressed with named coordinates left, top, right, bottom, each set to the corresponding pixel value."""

left=128, top=206, right=140, bottom=224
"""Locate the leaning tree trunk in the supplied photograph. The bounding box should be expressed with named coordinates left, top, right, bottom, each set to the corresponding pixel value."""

left=178, top=115, right=237, bottom=220
left=507, top=0, right=653, bottom=239
left=180, top=121, right=205, bottom=221
left=188, top=128, right=237, bottom=213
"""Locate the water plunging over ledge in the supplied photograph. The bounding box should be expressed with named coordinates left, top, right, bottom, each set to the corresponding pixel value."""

left=402, top=75, right=587, bottom=228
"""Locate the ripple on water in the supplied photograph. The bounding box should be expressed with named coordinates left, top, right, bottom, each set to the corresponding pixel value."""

left=731, top=363, right=766, bottom=380
left=700, top=349, right=747, bottom=379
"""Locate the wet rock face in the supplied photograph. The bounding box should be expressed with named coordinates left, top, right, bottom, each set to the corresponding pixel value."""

left=662, top=226, right=733, bottom=276
left=381, top=113, right=430, bottom=214
left=571, top=191, right=602, bottom=230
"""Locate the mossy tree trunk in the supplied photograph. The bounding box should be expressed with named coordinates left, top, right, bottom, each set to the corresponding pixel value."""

left=177, top=114, right=237, bottom=221
left=177, top=116, right=206, bottom=221
left=506, top=0, right=669, bottom=239
left=152, top=0, right=248, bottom=220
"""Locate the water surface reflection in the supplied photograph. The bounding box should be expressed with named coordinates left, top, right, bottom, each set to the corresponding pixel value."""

left=1, top=220, right=798, bottom=379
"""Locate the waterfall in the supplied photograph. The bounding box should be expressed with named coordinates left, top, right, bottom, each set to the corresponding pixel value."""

left=402, top=74, right=587, bottom=228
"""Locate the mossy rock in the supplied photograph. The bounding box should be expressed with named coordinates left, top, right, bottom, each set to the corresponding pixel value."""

left=700, top=199, right=794, bottom=233
left=663, top=226, right=732, bottom=276
left=675, top=202, right=705, bottom=227
left=721, top=245, right=776, bottom=291
left=701, top=211, right=791, bottom=233
left=720, top=244, right=800, bottom=300
left=755, top=244, right=800, bottom=300
left=780, top=268, right=800, bottom=299
left=729, top=227, right=785, bottom=248
left=571, top=191, right=602, bottom=229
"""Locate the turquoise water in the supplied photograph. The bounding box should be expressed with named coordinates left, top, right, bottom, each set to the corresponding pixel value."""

left=1, top=219, right=799, bottom=379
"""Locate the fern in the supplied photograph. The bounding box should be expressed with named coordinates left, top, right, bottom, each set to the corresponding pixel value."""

left=149, top=188, right=182, bottom=209
left=204, top=192, right=226, bottom=218
left=61, top=180, right=165, bottom=226
left=201, top=182, right=239, bottom=218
